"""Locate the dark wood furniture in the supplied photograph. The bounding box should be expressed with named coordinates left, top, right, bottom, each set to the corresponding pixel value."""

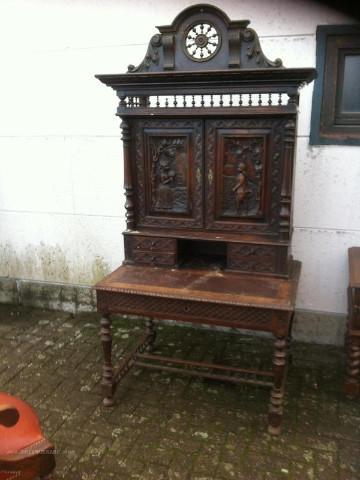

left=345, top=247, right=360, bottom=398
left=0, top=392, right=55, bottom=480
left=94, top=4, right=316, bottom=435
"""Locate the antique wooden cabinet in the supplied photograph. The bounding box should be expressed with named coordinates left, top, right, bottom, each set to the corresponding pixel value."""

left=346, top=247, right=360, bottom=398
left=95, top=5, right=316, bottom=435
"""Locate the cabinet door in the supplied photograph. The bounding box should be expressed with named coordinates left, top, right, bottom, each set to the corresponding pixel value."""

left=205, top=118, right=285, bottom=236
left=134, top=119, right=203, bottom=229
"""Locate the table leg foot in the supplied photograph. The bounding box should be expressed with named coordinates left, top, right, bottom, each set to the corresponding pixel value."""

left=103, top=396, right=115, bottom=407
left=268, top=390, right=283, bottom=436
left=267, top=422, right=281, bottom=436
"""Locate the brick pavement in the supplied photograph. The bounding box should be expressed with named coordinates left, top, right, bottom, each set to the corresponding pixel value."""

left=0, top=304, right=359, bottom=479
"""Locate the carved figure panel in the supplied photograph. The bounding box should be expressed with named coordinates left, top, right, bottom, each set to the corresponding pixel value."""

left=205, top=118, right=285, bottom=235
left=135, top=119, right=203, bottom=229
left=221, top=135, right=265, bottom=217
left=149, top=136, right=189, bottom=213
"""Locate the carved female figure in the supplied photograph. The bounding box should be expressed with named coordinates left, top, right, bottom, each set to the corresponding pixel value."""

left=232, top=162, right=252, bottom=214
left=155, top=160, right=175, bottom=210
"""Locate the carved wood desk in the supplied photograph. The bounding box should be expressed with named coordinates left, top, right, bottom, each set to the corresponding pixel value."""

left=95, top=262, right=300, bottom=435
left=345, top=247, right=360, bottom=398
left=94, top=4, right=316, bottom=435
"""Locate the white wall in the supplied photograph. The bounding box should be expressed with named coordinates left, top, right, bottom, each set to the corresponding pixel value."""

left=0, top=0, right=358, bottom=313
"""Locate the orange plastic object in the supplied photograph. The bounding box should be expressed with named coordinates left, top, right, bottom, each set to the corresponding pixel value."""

left=0, top=392, right=55, bottom=480
left=0, top=393, right=44, bottom=456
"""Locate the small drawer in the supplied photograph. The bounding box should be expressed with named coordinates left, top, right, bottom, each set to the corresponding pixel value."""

left=228, top=244, right=276, bottom=259
left=227, top=243, right=288, bottom=275
left=133, top=236, right=176, bottom=253
left=227, top=257, right=276, bottom=274
left=132, top=251, right=176, bottom=266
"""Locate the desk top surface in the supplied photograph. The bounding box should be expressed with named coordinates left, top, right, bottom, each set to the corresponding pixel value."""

left=95, top=261, right=301, bottom=311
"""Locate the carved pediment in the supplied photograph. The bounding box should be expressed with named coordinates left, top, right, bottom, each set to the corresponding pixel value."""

left=128, top=4, right=283, bottom=73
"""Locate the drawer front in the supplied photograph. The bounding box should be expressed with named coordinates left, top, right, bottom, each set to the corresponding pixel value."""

left=132, top=251, right=176, bottom=266
left=133, top=236, right=176, bottom=253
left=228, top=244, right=276, bottom=258
left=227, top=244, right=288, bottom=275
left=227, top=257, right=276, bottom=274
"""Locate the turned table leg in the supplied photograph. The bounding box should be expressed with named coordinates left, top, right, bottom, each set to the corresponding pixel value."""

left=268, top=335, right=287, bottom=436
left=100, top=313, right=115, bottom=406
left=286, top=312, right=294, bottom=365
left=146, top=317, right=156, bottom=353
left=345, top=333, right=360, bottom=398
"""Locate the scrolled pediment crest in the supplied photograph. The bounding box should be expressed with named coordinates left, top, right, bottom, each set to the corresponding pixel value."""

left=242, top=28, right=283, bottom=68
left=128, top=34, right=162, bottom=73
left=126, top=4, right=284, bottom=73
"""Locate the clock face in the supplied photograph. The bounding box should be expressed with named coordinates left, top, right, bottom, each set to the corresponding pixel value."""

left=183, top=21, right=221, bottom=62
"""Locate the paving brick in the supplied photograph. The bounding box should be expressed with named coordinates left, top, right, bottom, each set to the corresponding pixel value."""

left=339, top=472, right=360, bottom=480
left=192, top=442, right=223, bottom=477
left=52, top=443, right=79, bottom=477
left=314, top=450, right=339, bottom=479
left=138, top=462, right=171, bottom=479
left=270, top=439, right=315, bottom=465
left=130, top=442, right=175, bottom=467
left=167, top=450, right=197, bottom=480
left=338, top=439, right=360, bottom=475
left=52, top=424, right=95, bottom=448
left=41, top=409, right=69, bottom=437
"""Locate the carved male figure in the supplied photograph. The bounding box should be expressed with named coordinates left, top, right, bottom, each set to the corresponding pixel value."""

left=232, top=162, right=252, bottom=214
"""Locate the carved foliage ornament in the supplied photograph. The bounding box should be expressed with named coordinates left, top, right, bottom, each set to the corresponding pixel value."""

left=104, top=291, right=274, bottom=328
left=128, top=34, right=162, bottom=73
left=242, top=28, right=283, bottom=68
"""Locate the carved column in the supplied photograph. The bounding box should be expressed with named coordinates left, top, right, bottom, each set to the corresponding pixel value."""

left=100, top=314, right=115, bottom=406
left=268, top=335, right=287, bottom=435
left=288, top=93, right=299, bottom=106
left=121, top=119, right=135, bottom=231
left=279, top=118, right=296, bottom=242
